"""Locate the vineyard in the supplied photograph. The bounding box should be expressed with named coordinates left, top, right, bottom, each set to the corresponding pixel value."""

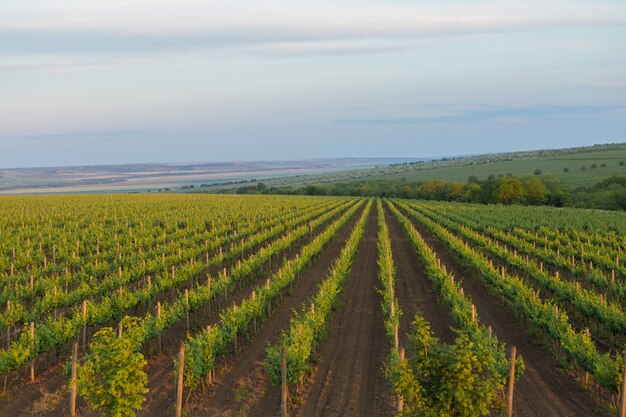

left=0, top=194, right=623, bottom=417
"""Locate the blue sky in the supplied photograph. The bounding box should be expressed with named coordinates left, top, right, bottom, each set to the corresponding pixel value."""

left=1, top=0, right=625, bottom=168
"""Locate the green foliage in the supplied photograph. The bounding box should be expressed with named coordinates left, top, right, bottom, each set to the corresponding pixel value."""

left=387, top=317, right=511, bottom=417
left=77, top=317, right=148, bottom=417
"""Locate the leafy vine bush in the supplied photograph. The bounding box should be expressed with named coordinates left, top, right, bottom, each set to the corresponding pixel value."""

left=384, top=200, right=523, bottom=416
left=77, top=317, right=148, bottom=417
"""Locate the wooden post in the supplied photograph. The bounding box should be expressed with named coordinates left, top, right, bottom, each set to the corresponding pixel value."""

left=619, top=354, right=626, bottom=417
left=281, top=349, right=289, bottom=417
left=82, top=300, right=87, bottom=351
left=176, top=345, right=185, bottom=417
left=185, top=289, right=190, bottom=331
left=157, top=302, right=162, bottom=352
left=206, top=326, right=213, bottom=385
left=394, top=325, right=399, bottom=350
left=397, top=348, right=405, bottom=412
left=471, top=304, right=476, bottom=323
left=507, top=346, right=516, bottom=417
left=30, top=322, right=35, bottom=383
left=70, top=341, right=78, bottom=417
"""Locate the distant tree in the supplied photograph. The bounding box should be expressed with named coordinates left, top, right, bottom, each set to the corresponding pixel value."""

left=525, top=178, right=547, bottom=205
left=467, top=175, right=479, bottom=184
left=600, top=163, right=607, bottom=168
left=495, top=178, right=526, bottom=204
left=581, top=166, right=588, bottom=171
left=487, top=174, right=496, bottom=180
left=256, top=182, right=267, bottom=191
left=563, top=167, right=569, bottom=172
left=591, top=163, right=597, bottom=169
left=534, top=169, right=543, bottom=175
left=620, top=160, right=625, bottom=166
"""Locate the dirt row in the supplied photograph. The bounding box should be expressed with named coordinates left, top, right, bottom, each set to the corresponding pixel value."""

left=186, top=203, right=367, bottom=417
left=392, top=202, right=610, bottom=417
left=293, top=203, right=391, bottom=417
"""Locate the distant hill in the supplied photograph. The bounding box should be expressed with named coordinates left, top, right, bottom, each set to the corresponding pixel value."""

left=246, top=143, right=626, bottom=191
left=0, top=157, right=422, bottom=194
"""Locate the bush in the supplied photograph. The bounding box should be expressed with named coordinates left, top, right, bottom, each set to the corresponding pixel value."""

left=563, top=167, right=569, bottom=172
left=534, top=169, right=543, bottom=175
left=77, top=318, right=148, bottom=417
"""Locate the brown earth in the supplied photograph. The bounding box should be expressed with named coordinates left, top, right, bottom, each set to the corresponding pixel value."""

left=187, top=203, right=365, bottom=417
left=293, top=203, right=393, bottom=417
left=385, top=208, right=456, bottom=346
left=395, top=202, right=610, bottom=417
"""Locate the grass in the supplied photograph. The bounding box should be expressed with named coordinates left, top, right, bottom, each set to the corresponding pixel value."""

left=31, top=388, right=64, bottom=415
left=371, top=148, right=626, bottom=188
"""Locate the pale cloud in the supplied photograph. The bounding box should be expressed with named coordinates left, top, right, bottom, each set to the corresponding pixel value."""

left=1, top=1, right=625, bottom=59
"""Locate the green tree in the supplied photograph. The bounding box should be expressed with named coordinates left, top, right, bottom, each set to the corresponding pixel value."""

left=534, top=169, right=543, bottom=175
left=525, top=178, right=547, bottom=205
left=77, top=317, right=148, bottom=417
left=494, top=178, right=526, bottom=204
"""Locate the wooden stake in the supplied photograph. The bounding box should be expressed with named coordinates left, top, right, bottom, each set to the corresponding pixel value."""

left=157, top=302, right=162, bottom=352
left=70, top=341, right=78, bottom=417
left=619, top=355, right=626, bottom=417
left=176, top=345, right=185, bottom=417
left=207, top=326, right=213, bottom=385
left=281, top=349, right=289, bottom=417
left=30, top=322, right=35, bottom=383
left=397, top=348, right=405, bottom=412
left=507, top=346, right=516, bottom=417
left=185, top=289, right=190, bottom=330
left=82, top=300, right=87, bottom=351
left=394, top=325, right=399, bottom=350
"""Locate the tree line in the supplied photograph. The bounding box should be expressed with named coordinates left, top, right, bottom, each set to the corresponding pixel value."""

left=228, top=175, right=626, bottom=211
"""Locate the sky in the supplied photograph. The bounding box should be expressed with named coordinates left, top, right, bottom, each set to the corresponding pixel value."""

left=1, top=0, right=625, bottom=168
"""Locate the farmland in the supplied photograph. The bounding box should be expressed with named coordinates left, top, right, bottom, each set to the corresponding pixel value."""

left=0, top=194, right=623, bottom=417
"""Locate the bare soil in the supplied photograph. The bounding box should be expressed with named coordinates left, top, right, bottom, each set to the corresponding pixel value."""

left=399, top=204, right=610, bottom=417
left=187, top=203, right=365, bottom=417
left=294, top=204, right=393, bottom=417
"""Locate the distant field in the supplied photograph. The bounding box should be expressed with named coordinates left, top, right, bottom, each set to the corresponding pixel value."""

left=371, top=148, right=626, bottom=188
left=0, top=157, right=418, bottom=194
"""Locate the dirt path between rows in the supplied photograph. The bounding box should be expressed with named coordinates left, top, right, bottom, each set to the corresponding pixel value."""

left=189, top=203, right=365, bottom=417
left=135, top=205, right=363, bottom=417
left=385, top=208, right=456, bottom=346
left=294, top=204, right=392, bottom=417
left=398, top=203, right=610, bottom=417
